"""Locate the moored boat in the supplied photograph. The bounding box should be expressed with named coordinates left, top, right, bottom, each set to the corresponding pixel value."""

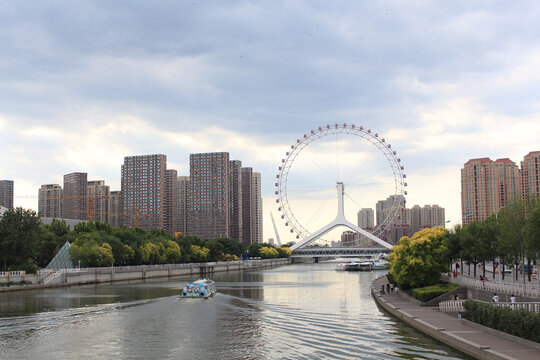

left=180, top=279, right=216, bottom=298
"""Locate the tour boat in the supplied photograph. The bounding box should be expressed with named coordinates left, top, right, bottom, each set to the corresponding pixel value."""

left=336, top=260, right=373, bottom=271
left=180, top=279, right=216, bottom=298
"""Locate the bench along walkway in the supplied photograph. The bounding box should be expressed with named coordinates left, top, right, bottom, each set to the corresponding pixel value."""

left=372, top=276, right=540, bottom=360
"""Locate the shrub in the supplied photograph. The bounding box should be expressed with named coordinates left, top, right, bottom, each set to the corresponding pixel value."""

left=463, top=300, right=540, bottom=342
left=410, top=283, right=459, bottom=302
left=10, top=264, right=39, bottom=274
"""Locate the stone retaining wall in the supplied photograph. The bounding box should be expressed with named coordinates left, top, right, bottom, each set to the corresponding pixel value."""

left=0, top=258, right=291, bottom=292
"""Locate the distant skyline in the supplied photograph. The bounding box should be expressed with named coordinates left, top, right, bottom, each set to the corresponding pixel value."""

left=1, top=1, right=539, bottom=243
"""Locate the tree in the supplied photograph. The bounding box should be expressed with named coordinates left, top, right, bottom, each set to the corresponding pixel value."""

left=260, top=247, right=279, bottom=259
left=498, top=201, right=528, bottom=281
left=191, top=245, right=210, bottom=263
left=206, top=239, right=225, bottom=262
left=459, top=221, right=484, bottom=277
left=388, top=227, right=448, bottom=288
left=0, top=207, right=42, bottom=269
left=276, top=247, right=292, bottom=257
left=214, top=237, right=245, bottom=257
left=164, top=240, right=181, bottom=263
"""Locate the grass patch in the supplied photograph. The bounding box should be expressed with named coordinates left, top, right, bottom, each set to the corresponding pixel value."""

left=409, top=283, right=459, bottom=302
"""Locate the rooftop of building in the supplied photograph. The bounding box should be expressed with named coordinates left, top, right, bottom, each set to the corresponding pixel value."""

left=464, top=157, right=492, bottom=165
left=524, top=150, right=540, bottom=158
left=494, top=158, right=516, bottom=164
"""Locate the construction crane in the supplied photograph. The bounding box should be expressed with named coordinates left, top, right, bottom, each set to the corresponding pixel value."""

left=270, top=212, right=282, bottom=246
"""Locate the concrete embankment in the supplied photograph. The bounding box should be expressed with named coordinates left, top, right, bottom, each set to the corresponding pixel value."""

left=0, top=258, right=291, bottom=292
left=372, top=276, right=540, bottom=360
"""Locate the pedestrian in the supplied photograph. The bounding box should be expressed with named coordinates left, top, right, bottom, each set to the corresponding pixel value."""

left=510, top=294, right=516, bottom=303
left=381, top=285, right=385, bottom=294
left=386, top=283, right=390, bottom=293
left=492, top=293, right=499, bottom=303
left=390, top=283, right=394, bottom=293
left=394, top=286, right=399, bottom=295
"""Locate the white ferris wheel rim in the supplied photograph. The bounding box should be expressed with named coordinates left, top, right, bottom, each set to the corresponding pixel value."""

left=275, top=123, right=407, bottom=242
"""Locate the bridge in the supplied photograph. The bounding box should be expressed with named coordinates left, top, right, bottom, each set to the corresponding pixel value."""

left=291, top=246, right=389, bottom=258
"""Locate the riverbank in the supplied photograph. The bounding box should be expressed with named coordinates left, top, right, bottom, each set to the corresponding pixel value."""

left=0, top=258, right=291, bottom=292
left=371, top=276, right=540, bottom=360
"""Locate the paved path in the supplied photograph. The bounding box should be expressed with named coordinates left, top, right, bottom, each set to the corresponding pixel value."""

left=372, top=277, right=540, bottom=360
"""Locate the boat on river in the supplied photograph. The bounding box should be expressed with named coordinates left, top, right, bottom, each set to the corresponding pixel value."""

left=336, top=261, right=373, bottom=271
left=180, top=279, right=216, bottom=298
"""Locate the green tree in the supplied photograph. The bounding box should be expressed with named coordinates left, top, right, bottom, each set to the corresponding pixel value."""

left=214, top=237, right=245, bottom=257
left=0, top=207, right=42, bottom=269
left=388, top=227, right=448, bottom=288
left=260, top=246, right=279, bottom=259
left=191, top=245, right=210, bottom=262
left=459, top=221, right=484, bottom=277
left=164, top=240, right=181, bottom=263
left=276, top=246, right=292, bottom=258
left=498, top=201, right=528, bottom=281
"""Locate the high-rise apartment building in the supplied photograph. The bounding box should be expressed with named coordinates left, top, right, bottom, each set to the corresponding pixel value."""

left=375, top=195, right=407, bottom=244
left=163, top=169, right=178, bottom=234
left=176, top=176, right=190, bottom=235
left=241, top=167, right=254, bottom=245
left=121, top=154, right=176, bottom=231
left=461, top=157, right=520, bottom=225
left=87, top=180, right=110, bottom=223
left=188, top=152, right=262, bottom=243
left=409, top=204, right=445, bottom=235
left=38, top=184, right=63, bottom=218
left=252, top=172, right=263, bottom=244
left=357, top=208, right=374, bottom=229
left=521, top=151, right=540, bottom=199
left=63, top=172, right=88, bottom=220
left=108, top=191, right=122, bottom=227
left=189, top=152, right=231, bottom=239
left=229, top=160, right=243, bottom=243
left=0, top=180, right=14, bottom=209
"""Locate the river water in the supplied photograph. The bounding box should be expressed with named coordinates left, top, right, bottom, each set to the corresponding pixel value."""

left=0, top=262, right=470, bottom=359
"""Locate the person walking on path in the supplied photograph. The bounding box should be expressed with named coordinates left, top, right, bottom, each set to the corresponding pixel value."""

left=390, top=283, right=394, bottom=293
left=492, top=293, right=499, bottom=303
left=394, top=286, right=399, bottom=295
left=386, top=283, right=390, bottom=293
left=510, top=294, right=516, bottom=303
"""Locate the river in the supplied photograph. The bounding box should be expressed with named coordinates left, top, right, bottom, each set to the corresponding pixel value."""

left=0, top=262, right=470, bottom=359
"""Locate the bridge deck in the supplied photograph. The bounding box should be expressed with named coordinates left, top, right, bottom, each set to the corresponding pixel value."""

left=292, top=247, right=388, bottom=258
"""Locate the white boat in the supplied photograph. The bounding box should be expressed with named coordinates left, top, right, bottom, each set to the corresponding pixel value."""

left=180, top=279, right=216, bottom=298
left=372, top=260, right=390, bottom=270
left=336, top=260, right=373, bottom=271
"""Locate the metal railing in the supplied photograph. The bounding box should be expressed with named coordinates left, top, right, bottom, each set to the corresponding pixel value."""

left=442, top=275, right=540, bottom=298
left=494, top=302, right=540, bottom=312
left=439, top=299, right=540, bottom=313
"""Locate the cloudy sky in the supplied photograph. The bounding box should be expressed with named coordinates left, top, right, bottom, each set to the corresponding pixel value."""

left=1, top=1, right=539, bottom=243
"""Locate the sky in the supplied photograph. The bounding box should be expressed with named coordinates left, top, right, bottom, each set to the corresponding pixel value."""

left=1, top=1, right=539, bottom=244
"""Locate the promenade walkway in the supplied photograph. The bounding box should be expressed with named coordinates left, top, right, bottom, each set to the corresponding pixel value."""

left=372, top=276, right=540, bottom=360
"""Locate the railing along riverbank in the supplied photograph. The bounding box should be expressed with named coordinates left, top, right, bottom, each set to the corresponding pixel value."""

left=442, top=274, right=540, bottom=299
left=439, top=299, right=540, bottom=313
left=0, top=258, right=291, bottom=292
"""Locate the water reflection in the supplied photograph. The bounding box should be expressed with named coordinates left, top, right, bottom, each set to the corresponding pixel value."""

left=0, top=263, right=470, bottom=359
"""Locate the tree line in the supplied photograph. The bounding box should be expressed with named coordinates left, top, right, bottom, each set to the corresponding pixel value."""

left=388, top=196, right=539, bottom=289
left=445, top=196, right=540, bottom=281
left=0, top=207, right=292, bottom=273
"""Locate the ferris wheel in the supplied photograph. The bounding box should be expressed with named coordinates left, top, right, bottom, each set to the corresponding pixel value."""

left=275, top=124, right=407, bottom=250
